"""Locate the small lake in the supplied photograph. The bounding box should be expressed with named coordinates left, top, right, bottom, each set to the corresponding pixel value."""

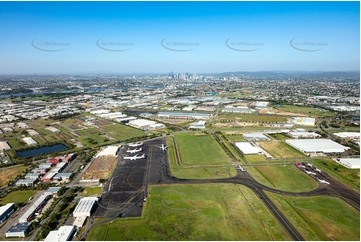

left=16, top=144, right=67, bottom=158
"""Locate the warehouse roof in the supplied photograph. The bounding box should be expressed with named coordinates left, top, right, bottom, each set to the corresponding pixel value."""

left=0, top=203, right=14, bottom=216
left=285, top=139, right=349, bottom=153
left=73, top=197, right=98, bottom=217
left=235, top=142, right=263, bottom=155
left=44, top=226, right=75, bottom=242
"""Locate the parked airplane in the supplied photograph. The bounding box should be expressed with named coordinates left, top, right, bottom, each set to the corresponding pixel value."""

left=158, top=144, right=167, bottom=151
left=305, top=170, right=316, bottom=175
left=238, top=165, right=246, bottom=172
left=318, top=179, right=330, bottom=185
left=126, top=148, right=142, bottom=154
left=128, top=142, right=143, bottom=147
left=124, top=154, right=146, bottom=160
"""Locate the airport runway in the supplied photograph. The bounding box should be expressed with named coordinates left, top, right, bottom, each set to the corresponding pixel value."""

left=93, top=137, right=359, bottom=241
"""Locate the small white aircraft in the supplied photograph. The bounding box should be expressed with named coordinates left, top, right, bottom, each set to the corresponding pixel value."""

left=317, top=178, right=330, bottom=184
left=124, top=154, right=146, bottom=160
left=305, top=170, right=316, bottom=175
left=126, top=148, right=142, bottom=154
left=128, top=142, right=143, bottom=147
left=238, top=165, right=246, bottom=172
left=158, top=144, right=167, bottom=151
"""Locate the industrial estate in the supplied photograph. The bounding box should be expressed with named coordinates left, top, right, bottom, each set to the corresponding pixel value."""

left=0, top=71, right=359, bottom=241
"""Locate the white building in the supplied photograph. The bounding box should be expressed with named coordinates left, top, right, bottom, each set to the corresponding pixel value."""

left=189, top=120, right=206, bottom=129
left=128, top=119, right=165, bottom=130
left=0, top=141, right=11, bottom=150
left=0, top=203, right=14, bottom=223
left=46, top=126, right=60, bottom=133
left=333, top=158, right=360, bottom=169
left=289, top=131, right=321, bottom=139
left=90, top=109, right=110, bottom=115
left=243, top=133, right=269, bottom=141
left=253, top=101, right=269, bottom=109
left=27, top=129, right=39, bottom=136
left=22, top=137, right=38, bottom=146
left=44, top=225, right=76, bottom=242
left=285, top=139, right=350, bottom=154
left=19, top=194, right=51, bottom=223
left=334, top=132, right=360, bottom=140
left=222, top=106, right=256, bottom=113
left=6, top=223, right=31, bottom=238
left=235, top=142, right=263, bottom=155
left=73, top=197, right=98, bottom=217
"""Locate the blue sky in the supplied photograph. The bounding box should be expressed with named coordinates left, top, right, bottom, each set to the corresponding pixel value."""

left=0, top=1, right=359, bottom=74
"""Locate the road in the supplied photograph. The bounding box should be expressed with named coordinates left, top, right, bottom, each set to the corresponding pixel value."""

left=83, top=136, right=360, bottom=241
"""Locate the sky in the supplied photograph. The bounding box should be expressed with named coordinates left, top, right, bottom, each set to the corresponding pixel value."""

left=0, top=1, right=359, bottom=74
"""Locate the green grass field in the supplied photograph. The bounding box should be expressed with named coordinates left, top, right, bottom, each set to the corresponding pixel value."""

left=80, top=186, right=103, bottom=197
left=101, top=124, right=145, bottom=140
left=224, top=134, right=246, bottom=142
left=268, top=133, right=290, bottom=140
left=243, top=154, right=268, bottom=163
left=274, top=104, right=335, bottom=117
left=258, top=141, right=305, bottom=158
left=87, top=184, right=290, bottom=241
left=311, top=158, right=360, bottom=192
left=246, top=165, right=319, bottom=192
left=167, top=136, right=236, bottom=179
left=0, top=165, right=28, bottom=187
left=0, top=190, right=38, bottom=205
left=266, top=193, right=360, bottom=241
left=219, top=114, right=288, bottom=123
left=174, top=132, right=232, bottom=166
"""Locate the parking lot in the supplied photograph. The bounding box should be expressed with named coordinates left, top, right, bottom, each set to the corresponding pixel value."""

left=94, top=137, right=168, bottom=218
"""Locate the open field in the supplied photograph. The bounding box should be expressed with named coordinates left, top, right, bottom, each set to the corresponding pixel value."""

left=81, top=156, right=117, bottom=181
left=80, top=186, right=103, bottom=197
left=243, top=154, right=268, bottom=163
left=268, top=133, right=290, bottom=140
left=246, top=165, right=319, bottom=192
left=224, top=134, right=245, bottom=142
left=311, top=158, right=360, bottom=192
left=273, top=104, right=335, bottom=117
left=0, top=190, right=38, bottom=205
left=0, top=165, right=28, bottom=187
left=266, top=193, right=360, bottom=241
left=167, top=137, right=236, bottom=179
left=219, top=114, right=288, bottom=123
left=174, top=132, right=232, bottom=166
left=101, top=124, right=145, bottom=140
left=258, top=141, right=305, bottom=158
left=170, top=166, right=236, bottom=179
left=0, top=113, right=146, bottom=161
left=87, top=184, right=290, bottom=241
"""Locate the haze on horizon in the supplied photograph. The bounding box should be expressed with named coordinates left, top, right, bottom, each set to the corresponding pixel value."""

left=0, top=1, right=359, bottom=75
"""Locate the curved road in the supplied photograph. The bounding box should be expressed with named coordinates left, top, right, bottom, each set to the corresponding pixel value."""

left=86, top=137, right=359, bottom=241
left=164, top=135, right=360, bottom=241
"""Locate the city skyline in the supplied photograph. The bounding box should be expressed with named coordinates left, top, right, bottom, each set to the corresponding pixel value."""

left=0, top=1, right=359, bottom=74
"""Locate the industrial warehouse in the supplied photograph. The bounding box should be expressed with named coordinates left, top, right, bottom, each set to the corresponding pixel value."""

left=235, top=142, right=264, bottom=155
left=285, top=139, right=350, bottom=154
left=158, top=112, right=212, bottom=119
